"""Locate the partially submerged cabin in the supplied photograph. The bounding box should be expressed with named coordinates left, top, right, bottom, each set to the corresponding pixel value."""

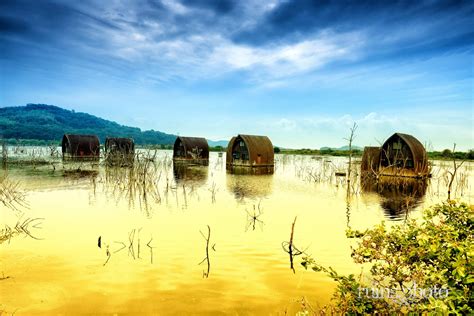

left=173, top=136, right=209, bottom=165
left=361, top=146, right=381, bottom=174
left=226, top=134, right=274, bottom=174
left=105, top=137, right=135, bottom=165
left=380, top=133, right=429, bottom=176
left=361, top=133, right=429, bottom=178
left=62, top=134, right=100, bottom=159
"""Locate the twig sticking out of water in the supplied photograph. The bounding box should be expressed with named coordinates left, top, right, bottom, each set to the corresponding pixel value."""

left=103, top=245, right=111, bottom=266
left=128, top=229, right=136, bottom=259
left=209, top=182, right=217, bottom=203
left=344, top=122, right=358, bottom=197
left=0, top=217, right=43, bottom=244
left=198, top=225, right=215, bottom=278
left=245, top=201, right=264, bottom=231
left=0, top=272, right=11, bottom=281
left=0, top=176, right=29, bottom=212
left=147, top=237, right=155, bottom=264
left=447, top=143, right=465, bottom=201
left=282, top=217, right=306, bottom=273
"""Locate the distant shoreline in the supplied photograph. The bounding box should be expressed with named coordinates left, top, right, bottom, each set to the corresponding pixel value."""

left=2, top=139, right=473, bottom=160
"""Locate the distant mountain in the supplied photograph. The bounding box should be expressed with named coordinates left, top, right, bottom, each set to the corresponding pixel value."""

left=208, top=140, right=229, bottom=147
left=320, top=145, right=363, bottom=151
left=0, top=104, right=177, bottom=145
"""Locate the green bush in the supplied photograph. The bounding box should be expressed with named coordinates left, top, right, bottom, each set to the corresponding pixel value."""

left=302, top=201, right=473, bottom=314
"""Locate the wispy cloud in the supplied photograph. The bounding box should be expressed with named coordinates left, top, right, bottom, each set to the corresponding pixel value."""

left=1, top=0, right=472, bottom=149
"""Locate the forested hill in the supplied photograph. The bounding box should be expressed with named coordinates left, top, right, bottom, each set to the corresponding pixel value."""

left=0, top=104, right=177, bottom=145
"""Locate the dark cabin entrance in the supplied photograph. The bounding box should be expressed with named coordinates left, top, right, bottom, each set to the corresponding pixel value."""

left=231, top=136, right=249, bottom=163
left=380, top=135, right=414, bottom=169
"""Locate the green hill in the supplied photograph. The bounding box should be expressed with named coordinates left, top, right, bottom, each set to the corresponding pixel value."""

left=0, top=104, right=177, bottom=145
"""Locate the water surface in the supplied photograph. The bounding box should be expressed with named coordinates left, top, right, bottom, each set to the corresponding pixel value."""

left=1, top=150, right=472, bottom=314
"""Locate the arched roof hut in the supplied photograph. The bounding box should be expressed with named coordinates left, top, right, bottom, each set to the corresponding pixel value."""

left=226, top=134, right=274, bottom=173
left=173, top=136, right=209, bottom=164
left=105, top=137, right=135, bottom=165
left=361, top=146, right=381, bottom=174
left=379, top=133, right=428, bottom=176
left=105, top=137, right=134, bottom=154
left=62, top=134, right=100, bottom=159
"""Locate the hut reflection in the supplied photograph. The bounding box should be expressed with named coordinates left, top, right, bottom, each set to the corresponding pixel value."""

left=226, top=174, right=273, bottom=201
left=173, top=162, right=208, bottom=187
left=362, top=176, right=428, bottom=220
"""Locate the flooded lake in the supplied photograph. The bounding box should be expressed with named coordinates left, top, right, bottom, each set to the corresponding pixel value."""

left=1, top=149, right=472, bottom=315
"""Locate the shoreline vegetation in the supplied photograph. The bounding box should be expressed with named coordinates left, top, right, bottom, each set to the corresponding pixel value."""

left=1, top=139, right=473, bottom=161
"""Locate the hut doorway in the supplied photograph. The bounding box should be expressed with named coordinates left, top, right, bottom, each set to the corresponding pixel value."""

left=232, top=137, right=249, bottom=162
left=172, top=137, right=209, bottom=165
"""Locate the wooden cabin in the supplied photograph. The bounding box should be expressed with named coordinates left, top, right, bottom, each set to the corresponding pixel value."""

left=173, top=136, right=209, bottom=165
left=105, top=137, right=135, bottom=165
left=62, top=134, right=100, bottom=159
left=379, top=133, right=429, bottom=176
left=226, top=134, right=274, bottom=174
left=361, top=146, right=381, bottom=174
left=361, top=133, right=429, bottom=178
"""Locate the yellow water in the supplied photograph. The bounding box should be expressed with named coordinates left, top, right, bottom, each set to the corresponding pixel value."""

left=1, top=151, right=472, bottom=315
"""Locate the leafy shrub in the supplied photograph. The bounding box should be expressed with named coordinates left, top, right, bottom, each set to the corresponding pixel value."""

left=302, top=201, right=473, bottom=314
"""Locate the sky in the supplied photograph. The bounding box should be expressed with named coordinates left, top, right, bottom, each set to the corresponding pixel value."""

left=1, top=0, right=473, bottom=150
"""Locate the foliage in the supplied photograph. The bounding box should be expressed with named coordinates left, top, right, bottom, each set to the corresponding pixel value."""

left=302, top=201, right=474, bottom=314
left=209, top=145, right=225, bottom=152
left=428, top=150, right=474, bottom=161
left=274, top=146, right=281, bottom=153
left=0, top=104, right=176, bottom=145
left=280, top=148, right=363, bottom=157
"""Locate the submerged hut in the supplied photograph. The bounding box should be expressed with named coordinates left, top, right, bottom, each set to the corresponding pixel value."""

left=361, top=133, right=429, bottom=178
left=62, top=134, right=100, bottom=159
left=226, top=134, right=274, bottom=174
left=105, top=137, right=135, bottom=165
left=361, top=146, right=381, bottom=174
left=173, top=136, right=209, bottom=165
left=380, top=133, right=428, bottom=176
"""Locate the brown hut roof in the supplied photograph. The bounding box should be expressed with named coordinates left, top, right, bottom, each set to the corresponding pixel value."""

left=226, top=136, right=237, bottom=165
left=105, top=137, right=135, bottom=154
left=62, top=134, right=100, bottom=157
left=361, top=146, right=381, bottom=172
left=227, top=134, right=274, bottom=166
left=173, top=136, right=209, bottom=159
left=382, top=132, right=428, bottom=173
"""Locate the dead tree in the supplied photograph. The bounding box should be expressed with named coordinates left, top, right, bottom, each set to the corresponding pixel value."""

left=447, top=143, right=465, bottom=200
left=344, top=123, right=358, bottom=196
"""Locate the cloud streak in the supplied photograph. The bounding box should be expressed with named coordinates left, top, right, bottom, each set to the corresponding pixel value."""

left=1, top=0, right=472, bottom=149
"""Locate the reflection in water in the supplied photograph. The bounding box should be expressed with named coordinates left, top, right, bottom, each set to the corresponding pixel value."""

left=245, top=201, right=264, bottom=231
left=99, top=228, right=156, bottom=266
left=227, top=166, right=274, bottom=175
left=173, top=162, right=208, bottom=187
left=362, top=176, right=428, bottom=220
left=226, top=174, right=273, bottom=201
left=0, top=217, right=44, bottom=243
left=3, top=151, right=472, bottom=314
left=281, top=217, right=305, bottom=274
left=63, top=168, right=99, bottom=180
left=198, top=225, right=215, bottom=278
left=104, top=165, right=161, bottom=214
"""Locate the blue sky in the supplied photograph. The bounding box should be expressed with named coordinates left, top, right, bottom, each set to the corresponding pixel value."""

left=1, top=0, right=473, bottom=150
